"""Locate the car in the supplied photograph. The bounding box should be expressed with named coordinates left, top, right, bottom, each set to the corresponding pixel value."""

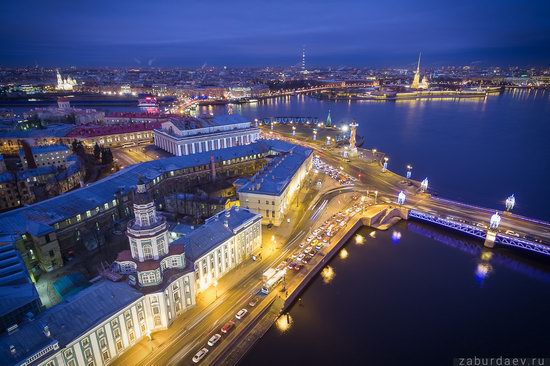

left=297, top=253, right=305, bottom=262
left=276, top=263, right=285, bottom=271
left=192, top=348, right=209, bottom=363
left=315, top=244, right=322, bottom=251
left=299, top=242, right=305, bottom=248
left=221, top=321, right=235, bottom=333
left=287, top=262, right=297, bottom=270
left=235, top=309, right=248, bottom=320
left=306, top=236, right=314, bottom=243
left=302, top=256, right=311, bottom=263
left=505, top=230, right=520, bottom=237
left=249, top=297, right=259, bottom=307
left=207, top=334, right=222, bottom=347
left=294, top=263, right=304, bottom=271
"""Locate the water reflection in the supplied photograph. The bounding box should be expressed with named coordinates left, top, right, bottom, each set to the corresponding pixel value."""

left=320, top=266, right=336, bottom=284
left=275, top=313, right=293, bottom=333
left=408, top=222, right=550, bottom=284
left=355, top=234, right=365, bottom=245
left=392, top=230, right=402, bottom=243
left=339, top=248, right=349, bottom=260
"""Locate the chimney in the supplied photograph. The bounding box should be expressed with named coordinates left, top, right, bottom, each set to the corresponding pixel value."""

left=21, top=140, right=37, bottom=169
left=43, top=325, right=51, bottom=337
left=224, top=209, right=230, bottom=227
left=210, top=155, right=216, bottom=181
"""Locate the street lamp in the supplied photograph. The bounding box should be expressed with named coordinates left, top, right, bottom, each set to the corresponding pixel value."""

left=313, top=129, right=317, bottom=141
left=505, top=194, right=515, bottom=212
left=406, top=165, right=412, bottom=180
left=489, top=212, right=501, bottom=230
left=397, top=191, right=406, bottom=205
left=292, top=126, right=296, bottom=136
left=270, top=121, right=274, bottom=130
left=341, top=124, right=349, bottom=133
left=382, top=157, right=389, bottom=172
left=213, top=280, right=218, bottom=299
left=326, top=136, right=331, bottom=146
left=421, top=178, right=429, bottom=192
left=374, top=190, right=378, bottom=204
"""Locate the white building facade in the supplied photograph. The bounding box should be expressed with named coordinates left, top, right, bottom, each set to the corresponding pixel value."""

left=153, top=115, right=260, bottom=156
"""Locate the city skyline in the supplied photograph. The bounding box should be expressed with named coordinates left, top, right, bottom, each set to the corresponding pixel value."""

left=1, top=0, right=549, bottom=67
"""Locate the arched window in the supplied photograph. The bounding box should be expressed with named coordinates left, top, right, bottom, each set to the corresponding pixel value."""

left=143, top=244, right=153, bottom=260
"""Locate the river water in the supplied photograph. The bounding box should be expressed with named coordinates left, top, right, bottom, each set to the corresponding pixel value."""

left=226, top=90, right=550, bottom=365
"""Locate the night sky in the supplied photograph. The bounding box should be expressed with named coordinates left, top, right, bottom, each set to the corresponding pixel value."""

left=1, top=0, right=549, bottom=67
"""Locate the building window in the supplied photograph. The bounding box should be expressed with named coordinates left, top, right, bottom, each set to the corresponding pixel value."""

left=81, top=338, right=90, bottom=348
left=64, top=349, right=73, bottom=359
left=116, top=340, right=123, bottom=351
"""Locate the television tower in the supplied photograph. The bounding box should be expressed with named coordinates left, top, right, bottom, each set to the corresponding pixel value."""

left=301, top=47, right=306, bottom=73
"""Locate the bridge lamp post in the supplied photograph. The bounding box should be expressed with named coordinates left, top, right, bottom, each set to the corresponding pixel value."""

left=313, top=129, right=317, bottom=141
left=326, top=136, right=331, bottom=146
left=372, top=149, right=377, bottom=163
left=489, top=212, right=501, bottom=230
left=270, top=121, right=274, bottom=130
left=374, top=190, right=378, bottom=204
left=420, top=178, right=429, bottom=192
left=382, top=157, right=389, bottom=172
left=397, top=191, right=406, bottom=205
left=406, top=165, right=412, bottom=180
left=292, top=126, right=296, bottom=136
left=505, top=194, right=515, bottom=212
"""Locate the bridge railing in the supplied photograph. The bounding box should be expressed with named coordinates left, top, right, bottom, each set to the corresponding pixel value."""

left=409, top=210, right=550, bottom=256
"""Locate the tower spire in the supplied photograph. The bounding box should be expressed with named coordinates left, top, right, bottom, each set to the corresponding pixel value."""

left=416, top=52, right=422, bottom=73
left=301, top=47, right=306, bottom=73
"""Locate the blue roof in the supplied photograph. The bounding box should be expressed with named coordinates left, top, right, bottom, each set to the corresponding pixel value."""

left=0, top=141, right=279, bottom=238
left=16, top=166, right=57, bottom=180
left=19, top=144, right=70, bottom=155
left=0, top=171, right=14, bottom=183
left=0, top=280, right=142, bottom=365
left=181, top=207, right=260, bottom=261
left=238, top=141, right=312, bottom=196
left=0, top=124, right=75, bottom=139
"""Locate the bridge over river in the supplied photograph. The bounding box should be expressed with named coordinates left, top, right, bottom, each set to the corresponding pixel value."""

left=265, top=123, right=550, bottom=258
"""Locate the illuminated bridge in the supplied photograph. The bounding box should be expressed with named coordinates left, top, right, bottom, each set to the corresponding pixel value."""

left=409, top=210, right=550, bottom=256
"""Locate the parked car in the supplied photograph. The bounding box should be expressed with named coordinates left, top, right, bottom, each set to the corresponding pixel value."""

left=235, top=309, right=248, bottom=320
left=207, top=334, right=222, bottom=347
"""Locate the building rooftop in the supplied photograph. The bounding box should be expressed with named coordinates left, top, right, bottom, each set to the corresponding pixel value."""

left=181, top=206, right=260, bottom=261
left=0, top=280, right=142, bottom=366
left=238, top=141, right=312, bottom=196
left=0, top=141, right=280, bottom=238
left=67, top=121, right=162, bottom=138
left=19, top=144, right=70, bottom=156
left=0, top=124, right=75, bottom=139
left=167, top=114, right=250, bottom=132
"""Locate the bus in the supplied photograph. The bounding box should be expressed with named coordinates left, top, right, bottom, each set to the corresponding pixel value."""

left=261, top=269, right=286, bottom=294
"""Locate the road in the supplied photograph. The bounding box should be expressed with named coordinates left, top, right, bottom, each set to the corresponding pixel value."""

left=270, top=126, right=550, bottom=245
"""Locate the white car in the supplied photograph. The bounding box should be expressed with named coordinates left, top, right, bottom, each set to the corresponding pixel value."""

left=207, top=334, right=222, bottom=347
left=192, top=348, right=209, bottom=363
left=297, top=253, right=305, bottom=262
left=235, top=309, right=248, bottom=320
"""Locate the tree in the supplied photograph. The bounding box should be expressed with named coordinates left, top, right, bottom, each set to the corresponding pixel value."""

left=93, top=143, right=101, bottom=161
left=101, top=148, right=113, bottom=165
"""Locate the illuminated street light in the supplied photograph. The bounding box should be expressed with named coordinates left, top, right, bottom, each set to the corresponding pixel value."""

left=505, top=194, right=515, bottom=211
left=406, top=165, right=412, bottom=180
left=270, top=121, right=274, bottom=130
left=397, top=191, right=406, bottom=205
left=292, top=126, right=296, bottom=136
left=341, top=124, right=349, bottom=132
left=489, top=212, right=501, bottom=229
left=374, top=190, right=378, bottom=204
left=421, top=178, right=429, bottom=191
left=382, top=157, right=389, bottom=172
left=213, top=280, right=218, bottom=298
left=313, top=129, right=317, bottom=141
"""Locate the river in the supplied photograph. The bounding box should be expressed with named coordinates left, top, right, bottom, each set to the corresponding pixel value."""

left=223, top=90, right=550, bottom=365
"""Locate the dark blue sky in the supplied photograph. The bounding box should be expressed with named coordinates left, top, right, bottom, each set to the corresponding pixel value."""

left=1, top=0, right=549, bottom=67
